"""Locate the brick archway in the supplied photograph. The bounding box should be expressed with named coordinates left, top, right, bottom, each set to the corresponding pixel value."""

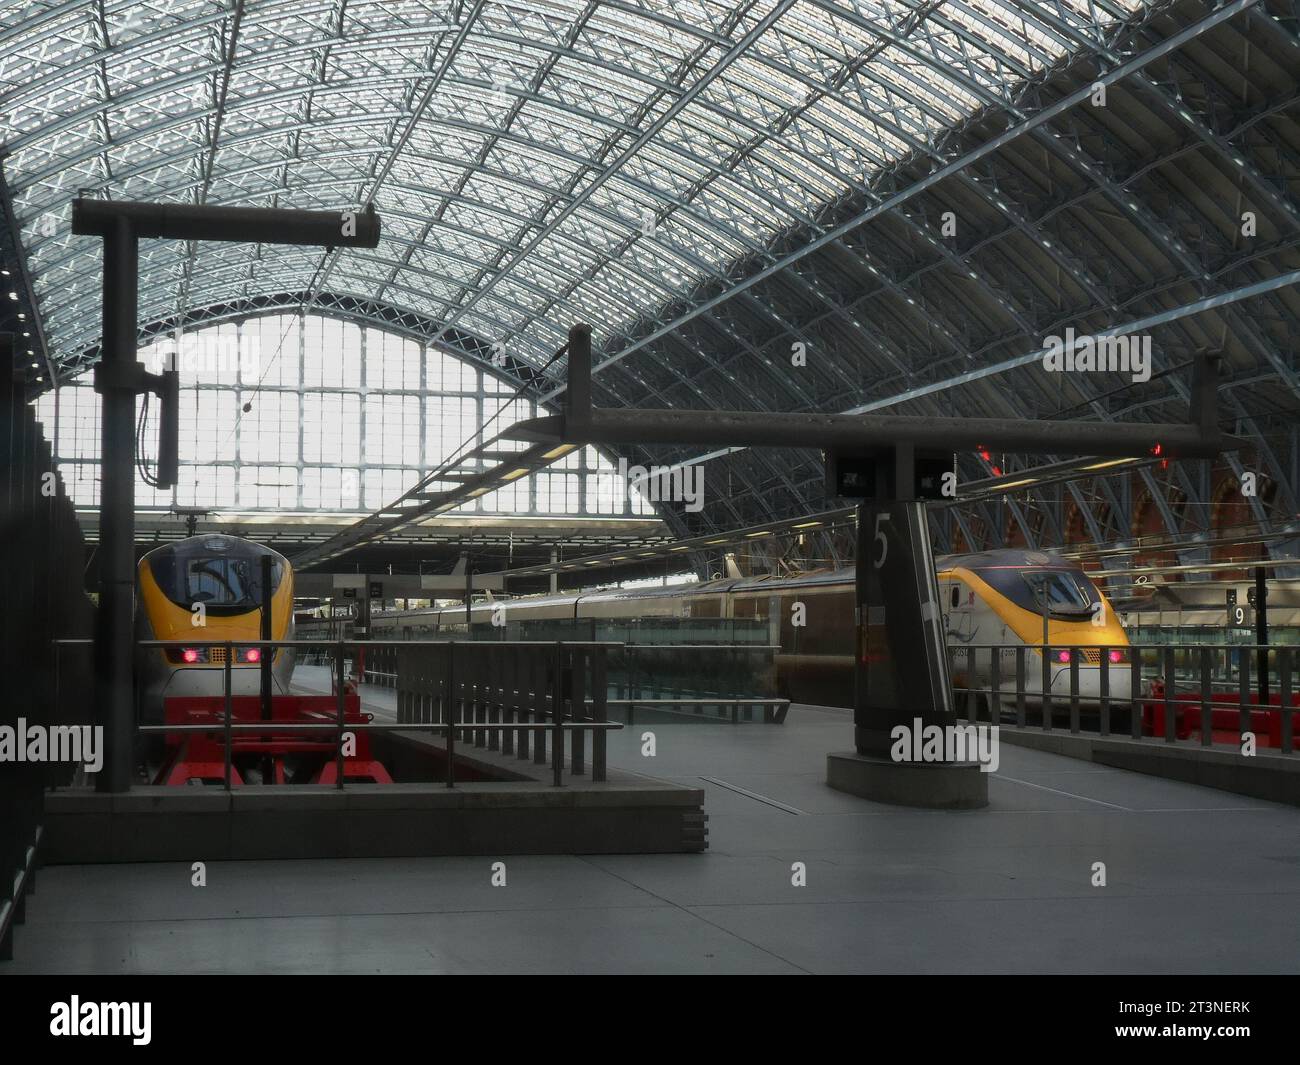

left=1132, top=484, right=1178, bottom=577
left=1210, top=470, right=1269, bottom=580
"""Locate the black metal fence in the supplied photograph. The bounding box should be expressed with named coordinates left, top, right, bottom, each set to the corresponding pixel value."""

left=949, top=642, right=1296, bottom=753
left=396, top=641, right=617, bottom=782
left=363, top=639, right=789, bottom=723
left=114, top=638, right=623, bottom=789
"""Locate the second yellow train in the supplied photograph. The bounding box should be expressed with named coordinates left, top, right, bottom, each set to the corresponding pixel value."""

left=358, top=548, right=1135, bottom=713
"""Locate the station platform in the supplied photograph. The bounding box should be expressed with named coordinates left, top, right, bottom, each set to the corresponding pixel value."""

left=6, top=692, right=1299, bottom=974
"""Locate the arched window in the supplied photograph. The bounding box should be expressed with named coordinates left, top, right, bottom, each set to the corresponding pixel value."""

left=35, top=313, right=655, bottom=519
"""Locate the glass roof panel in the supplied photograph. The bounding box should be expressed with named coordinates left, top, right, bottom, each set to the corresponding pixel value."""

left=1, top=0, right=1144, bottom=378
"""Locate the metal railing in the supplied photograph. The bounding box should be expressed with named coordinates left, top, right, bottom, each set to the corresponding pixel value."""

left=343, top=642, right=790, bottom=723
left=948, top=642, right=1295, bottom=754
left=394, top=640, right=624, bottom=781
left=56, top=638, right=624, bottom=789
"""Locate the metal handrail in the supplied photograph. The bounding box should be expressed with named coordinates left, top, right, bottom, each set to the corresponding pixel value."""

left=86, top=637, right=626, bottom=789
left=142, top=722, right=623, bottom=733
left=129, top=638, right=628, bottom=648
left=946, top=641, right=1294, bottom=752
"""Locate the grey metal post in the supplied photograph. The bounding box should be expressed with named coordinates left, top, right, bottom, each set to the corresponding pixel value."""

left=92, top=216, right=138, bottom=793
left=517, top=648, right=531, bottom=761
left=1163, top=645, right=1176, bottom=743
left=258, top=553, right=271, bottom=712
left=488, top=646, right=500, bottom=752
left=1098, top=648, right=1109, bottom=737
left=990, top=645, right=1001, bottom=727
left=223, top=644, right=233, bottom=790
left=1041, top=644, right=1052, bottom=731
left=463, top=551, right=472, bottom=635
left=571, top=647, right=586, bottom=775
left=335, top=640, right=346, bottom=790
left=1130, top=652, right=1143, bottom=740
left=551, top=643, right=564, bottom=786
left=1255, top=566, right=1269, bottom=707
left=1200, top=646, right=1213, bottom=747
left=1239, top=645, right=1251, bottom=742
left=964, top=646, right=975, bottom=720
left=502, top=648, right=515, bottom=756
left=259, top=554, right=274, bottom=781
left=593, top=646, right=608, bottom=782
left=1015, top=646, right=1026, bottom=728
left=534, top=648, right=547, bottom=765
left=1280, top=648, right=1293, bottom=755
left=445, top=643, right=456, bottom=787
left=1069, top=649, right=1080, bottom=734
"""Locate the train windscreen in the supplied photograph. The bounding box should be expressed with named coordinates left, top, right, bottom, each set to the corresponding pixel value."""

left=185, top=557, right=257, bottom=607
left=972, top=566, right=1100, bottom=620
left=150, top=541, right=283, bottom=614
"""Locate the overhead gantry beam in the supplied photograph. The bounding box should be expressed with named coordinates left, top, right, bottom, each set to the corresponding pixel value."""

left=515, top=325, right=1240, bottom=462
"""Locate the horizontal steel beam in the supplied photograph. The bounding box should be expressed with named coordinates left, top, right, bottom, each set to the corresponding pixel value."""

left=71, top=199, right=381, bottom=248
left=515, top=329, right=1237, bottom=461
left=512, top=409, right=1235, bottom=460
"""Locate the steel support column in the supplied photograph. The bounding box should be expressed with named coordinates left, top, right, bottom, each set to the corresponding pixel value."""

left=92, top=216, right=139, bottom=793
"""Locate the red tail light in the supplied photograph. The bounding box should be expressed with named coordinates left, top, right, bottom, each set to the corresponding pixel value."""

left=244, top=648, right=261, bottom=663
left=1108, top=649, right=1123, bottom=664
left=182, top=648, right=200, bottom=664
left=1056, top=650, right=1071, bottom=663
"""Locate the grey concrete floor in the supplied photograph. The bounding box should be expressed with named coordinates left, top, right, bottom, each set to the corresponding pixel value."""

left=5, top=672, right=1299, bottom=974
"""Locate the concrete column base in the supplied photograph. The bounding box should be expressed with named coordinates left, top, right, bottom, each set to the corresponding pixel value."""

left=826, top=752, right=988, bottom=809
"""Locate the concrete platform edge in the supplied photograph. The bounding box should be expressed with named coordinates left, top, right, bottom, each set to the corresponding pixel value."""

left=42, top=783, right=709, bottom=862
left=997, top=728, right=1300, bottom=806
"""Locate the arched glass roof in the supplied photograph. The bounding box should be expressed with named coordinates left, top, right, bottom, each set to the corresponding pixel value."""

left=1, top=0, right=1144, bottom=377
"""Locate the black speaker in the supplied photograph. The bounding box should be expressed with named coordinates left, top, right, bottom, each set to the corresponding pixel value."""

left=156, top=367, right=179, bottom=489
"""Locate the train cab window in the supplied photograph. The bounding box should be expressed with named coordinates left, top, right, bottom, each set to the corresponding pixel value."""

left=1024, top=572, right=1092, bottom=614
left=974, top=566, right=1098, bottom=619
left=186, top=558, right=257, bottom=606
left=150, top=542, right=283, bottom=614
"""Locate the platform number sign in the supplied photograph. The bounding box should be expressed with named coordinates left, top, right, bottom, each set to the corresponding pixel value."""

left=872, top=512, right=889, bottom=568
left=1226, top=589, right=1249, bottom=628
